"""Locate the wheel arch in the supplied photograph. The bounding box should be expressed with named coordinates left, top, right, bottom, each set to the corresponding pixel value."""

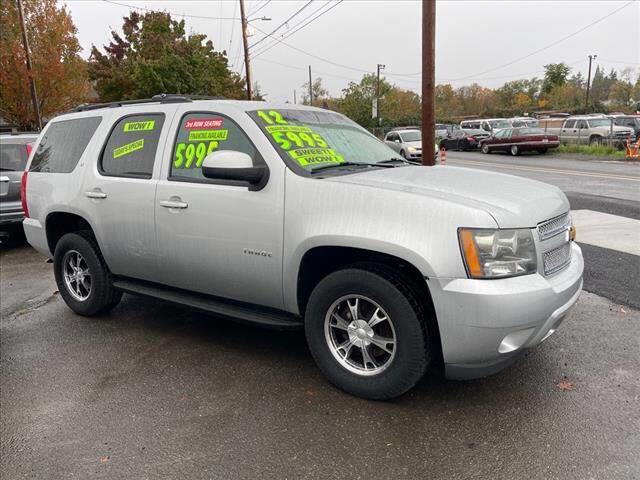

left=45, top=211, right=101, bottom=257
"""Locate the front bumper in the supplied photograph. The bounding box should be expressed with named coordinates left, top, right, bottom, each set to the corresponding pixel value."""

left=427, top=242, right=584, bottom=380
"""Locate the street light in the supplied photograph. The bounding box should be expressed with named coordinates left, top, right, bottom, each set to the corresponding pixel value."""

left=377, top=64, right=385, bottom=127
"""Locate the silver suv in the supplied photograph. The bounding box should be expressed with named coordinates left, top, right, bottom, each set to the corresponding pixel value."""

left=22, top=96, right=583, bottom=399
left=1, top=133, right=38, bottom=239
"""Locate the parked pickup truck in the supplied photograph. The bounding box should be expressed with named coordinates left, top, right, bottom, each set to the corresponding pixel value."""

left=22, top=95, right=583, bottom=400
left=542, top=116, right=633, bottom=146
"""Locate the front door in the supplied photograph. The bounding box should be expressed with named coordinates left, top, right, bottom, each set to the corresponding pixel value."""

left=154, top=109, right=284, bottom=309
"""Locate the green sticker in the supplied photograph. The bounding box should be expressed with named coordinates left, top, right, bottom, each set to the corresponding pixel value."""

left=265, top=125, right=312, bottom=134
left=188, top=129, right=228, bottom=142
left=288, top=148, right=344, bottom=167
left=113, top=139, right=144, bottom=158
left=123, top=120, right=155, bottom=132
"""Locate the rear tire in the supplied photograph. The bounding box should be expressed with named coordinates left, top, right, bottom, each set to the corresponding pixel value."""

left=510, top=145, right=520, bottom=156
left=537, top=148, right=548, bottom=154
left=304, top=266, right=432, bottom=400
left=53, top=231, right=122, bottom=316
left=481, top=144, right=490, bottom=154
left=589, top=136, right=602, bottom=145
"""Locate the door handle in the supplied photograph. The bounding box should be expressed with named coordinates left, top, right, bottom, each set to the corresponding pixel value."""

left=85, top=190, right=107, bottom=199
left=160, top=199, right=188, bottom=209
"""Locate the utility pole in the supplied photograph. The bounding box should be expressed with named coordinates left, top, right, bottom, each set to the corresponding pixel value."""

left=308, top=65, right=313, bottom=106
left=293, top=89, right=297, bottom=104
left=16, top=0, right=42, bottom=131
left=376, top=64, right=385, bottom=127
left=585, top=54, right=597, bottom=111
left=239, top=0, right=252, bottom=100
left=421, top=0, right=436, bottom=166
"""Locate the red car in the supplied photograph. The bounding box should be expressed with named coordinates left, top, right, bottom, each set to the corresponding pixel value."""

left=480, top=127, right=559, bottom=156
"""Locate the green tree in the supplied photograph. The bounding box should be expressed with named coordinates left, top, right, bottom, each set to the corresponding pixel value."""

left=0, top=0, right=89, bottom=129
left=334, top=74, right=391, bottom=129
left=542, top=63, right=571, bottom=94
left=88, top=11, right=245, bottom=101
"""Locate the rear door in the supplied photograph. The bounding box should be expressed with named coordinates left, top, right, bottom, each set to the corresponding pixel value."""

left=81, top=108, right=176, bottom=281
left=561, top=119, right=576, bottom=143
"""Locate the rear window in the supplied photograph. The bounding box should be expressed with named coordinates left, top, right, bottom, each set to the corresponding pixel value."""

left=0, top=143, right=28, bottom=172
left=100, top=114, right=165, bottom=179
left=30, top=117, right=102, bottom=173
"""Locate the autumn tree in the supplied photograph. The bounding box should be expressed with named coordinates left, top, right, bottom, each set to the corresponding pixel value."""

left=0, top=0, right=89, bottom=129
left=88, top=11, right=245, bottom=101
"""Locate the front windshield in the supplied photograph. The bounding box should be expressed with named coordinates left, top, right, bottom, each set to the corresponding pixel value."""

left=400, top=131, right=421, bottom=142
left=489, top=120, right=511, bottom=129
left=249, top=109, right=400, bottom=173
left=588, top=119, right=611, bottom=127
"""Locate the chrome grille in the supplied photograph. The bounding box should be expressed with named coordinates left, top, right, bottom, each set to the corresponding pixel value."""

left=543, top=243, right=572, bottom=275
left=537, top=212, right=570, bottom=241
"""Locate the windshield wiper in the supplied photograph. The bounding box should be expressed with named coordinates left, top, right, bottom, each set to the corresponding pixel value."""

left=310, top=162, right=394, bottom=174
left=376, top=157, right=415, bottom=166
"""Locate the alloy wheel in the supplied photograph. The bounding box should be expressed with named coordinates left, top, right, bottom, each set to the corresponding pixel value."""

left=62, top=250, right=92, bottom=301
left=324, top=295, right=397, bottom=376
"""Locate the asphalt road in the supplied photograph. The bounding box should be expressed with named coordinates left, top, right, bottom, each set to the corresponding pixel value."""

left=2, top=153, right=639, bottom=479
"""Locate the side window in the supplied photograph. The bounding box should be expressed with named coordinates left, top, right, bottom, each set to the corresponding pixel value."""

left=30, top=117, right=101, bottom=173
left=578, top=120, right=588, bottom=129
left=564, top=120, right=576, bottom=128
left=100, top=114, right=165, bottom=179
left=170, top=112, right=258, bottom=182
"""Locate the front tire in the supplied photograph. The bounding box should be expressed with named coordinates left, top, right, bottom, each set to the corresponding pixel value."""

left=510, top=145, right=520, bottom=156
left=400, top=150, right=406, bottom=159
left=537, top=148, right=548, bottom=154
left=304, top=266, right=431, bottom=400
left=54, top=232, right=122, bottom=316
left=481, top=144, right=490, bottom=154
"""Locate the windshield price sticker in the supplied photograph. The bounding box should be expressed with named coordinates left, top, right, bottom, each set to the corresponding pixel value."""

left=113, top=139, right=144, bottom=158
left=257, top=110, right=339, bottom=167
left=288, top=148, right=344, bottom=167
left=174, top=141, right=219, bottom=169
left=188, top=129, right=229, bottom=142
left=123, top=120, right=155, bottom=132
left=184, top=118, right=224, bottom=130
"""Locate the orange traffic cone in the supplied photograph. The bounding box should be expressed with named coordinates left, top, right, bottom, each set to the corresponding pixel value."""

left=626, top=138, right=640, bottom=159
left=440, top=147, right=447, bottom=165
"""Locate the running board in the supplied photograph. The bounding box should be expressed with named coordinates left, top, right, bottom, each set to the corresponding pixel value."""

left=112, top=278, right=303, bottom=330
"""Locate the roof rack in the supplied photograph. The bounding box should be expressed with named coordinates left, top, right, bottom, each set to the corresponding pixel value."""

left=71, top=94, right=226, bottom=113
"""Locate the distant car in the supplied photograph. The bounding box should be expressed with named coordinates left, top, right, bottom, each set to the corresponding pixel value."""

left=435, top=123, right=449, bottom=138
left=510, top=117, right=539, bottom=128
left=1, top=133, right=38, bottom=238
left=480, top=127, right=559, bottom=156
left=460, top=118, right=512, bottom=133
left=610, top=115, right=640, bottom=141
left=384, top=129, right=422, bottom=161
left=439, top=129, right=490, bottom=151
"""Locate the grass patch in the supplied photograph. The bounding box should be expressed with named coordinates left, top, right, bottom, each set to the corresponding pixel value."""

left=557, top=143, right=627, bottom=158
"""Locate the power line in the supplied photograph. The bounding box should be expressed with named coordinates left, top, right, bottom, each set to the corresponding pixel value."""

left=384, top=0, right=635, bottom=81
left=102, top=0, right=240, bottom=20
left=227, top=0, right=238, bottom=58
left=251, top=1, right=347, bottom=61
left=249, top=0, right=313, bottom=50
left=448, top=0, right=635, bottom=82
left=250, top=1, right=331, bottom=57
left=248, top=0, right=270, bottom=19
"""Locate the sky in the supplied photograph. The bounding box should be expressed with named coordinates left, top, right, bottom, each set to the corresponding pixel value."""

left=62, top=0, right=640, bottom=102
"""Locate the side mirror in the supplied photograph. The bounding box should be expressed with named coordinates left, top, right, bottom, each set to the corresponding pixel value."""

left=202, top=150, right=268, bottom=190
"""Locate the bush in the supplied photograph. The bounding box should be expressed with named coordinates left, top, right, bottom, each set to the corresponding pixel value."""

left=557, top=144, right=627, bottom=158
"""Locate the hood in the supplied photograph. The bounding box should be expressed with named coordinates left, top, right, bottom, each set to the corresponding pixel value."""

left=327, top=165, right=568, bottom=228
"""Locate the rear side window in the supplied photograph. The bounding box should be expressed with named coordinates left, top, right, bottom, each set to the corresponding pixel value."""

left=169, top=112, right=258, bottom=182
left=100, top=114, right=165, bottom=179
left=0, top=143, right=28, bottom=172
left=29, top=117, right=101, bottom=173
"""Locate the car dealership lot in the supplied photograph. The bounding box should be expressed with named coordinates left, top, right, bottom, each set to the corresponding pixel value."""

left=2, top=153, right=639, bottom=479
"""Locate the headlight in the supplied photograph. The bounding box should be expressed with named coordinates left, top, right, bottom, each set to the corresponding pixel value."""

left=458, top=228, right=537, bottom=279
left=407, top=146, right=417, bottom=153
